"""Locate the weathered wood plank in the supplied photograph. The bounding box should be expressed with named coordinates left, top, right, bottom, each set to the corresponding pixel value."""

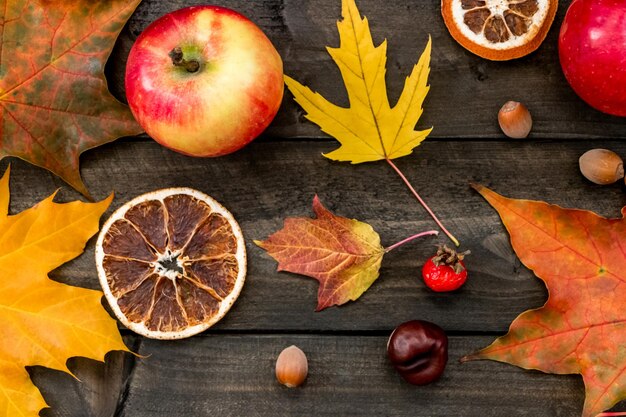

left=107, top=0, right=626, bottom=140
left=113, top=334, right=594, bottom=417
left=5, top=139, right=626, bottom=333
left=36, top=334, right=613, bottom=417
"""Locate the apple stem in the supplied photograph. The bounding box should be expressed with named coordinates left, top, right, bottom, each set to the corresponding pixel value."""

left=385, top=158, right=460, bottom=247
left=169, top=47, right=200, bottom=73
left=385, top=230, right=439, bottom=253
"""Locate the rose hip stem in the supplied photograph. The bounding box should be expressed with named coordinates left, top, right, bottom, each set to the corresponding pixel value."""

left=386, top=158, right=460, bottom=247
left=385, top=230, right=439, bottom=253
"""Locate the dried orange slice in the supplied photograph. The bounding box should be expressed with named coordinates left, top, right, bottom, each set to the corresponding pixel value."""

left=95, top=188, right=246, bottom=340
left=441, top=0, right=557, bottom=60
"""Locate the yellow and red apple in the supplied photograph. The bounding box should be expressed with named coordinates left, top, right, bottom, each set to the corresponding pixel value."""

left=125, top=6, right=284, bottom=156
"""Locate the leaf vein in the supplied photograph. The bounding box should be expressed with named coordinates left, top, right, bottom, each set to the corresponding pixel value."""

left=0, top=2, right=135, bottom=99
left=345, top=3, right=386, bottom=158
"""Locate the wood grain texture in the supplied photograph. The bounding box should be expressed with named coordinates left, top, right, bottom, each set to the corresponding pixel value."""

left=107, top=0, right=626, bottom=140
left=33, top=334, right=610, bottom=417
left=108, top=334, right=591, bottom=417
left=5, top=139, right=626, bottom=334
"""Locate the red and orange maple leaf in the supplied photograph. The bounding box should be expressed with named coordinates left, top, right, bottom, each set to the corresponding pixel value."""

left=0, top=0, right=143, bottom=197
left=256, top=196, right=385, bottom=311
left=463, top=185, right=626, bottom=417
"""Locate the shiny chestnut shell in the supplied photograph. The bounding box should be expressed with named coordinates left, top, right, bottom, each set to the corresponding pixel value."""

left=387, top=320, right=448, bottom=385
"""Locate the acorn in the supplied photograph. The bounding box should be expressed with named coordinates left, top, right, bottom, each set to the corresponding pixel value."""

left=275, top=345, right=308, bottom=388
left=579, top=149, right=624, bottom=185
left=498, top=101, right=532, bottom=139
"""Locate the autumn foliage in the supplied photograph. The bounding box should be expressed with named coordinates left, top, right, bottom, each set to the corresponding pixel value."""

left=256, top=196, right=385, bottom=310
left=464, top=185, right=626, bottom=417
left=0, top=0, right=143, bottom=197
left=0, top=168, right=128, bottom=416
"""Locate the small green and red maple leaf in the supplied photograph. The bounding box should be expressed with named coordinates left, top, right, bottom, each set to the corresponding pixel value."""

left=0, top=0, right=143, bottom=197
left=256, top=196, right=437, bottom=310
left=256, top=196, right=386, bottom=311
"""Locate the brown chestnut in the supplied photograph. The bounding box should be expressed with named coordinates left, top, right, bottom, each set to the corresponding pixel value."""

left=387, top=320, right=448, bottom=385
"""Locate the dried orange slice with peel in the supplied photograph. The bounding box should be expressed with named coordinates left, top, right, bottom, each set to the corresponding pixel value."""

left=442, top=0, right=557, bottom=60
left=96, top=188, right=246, bottom=340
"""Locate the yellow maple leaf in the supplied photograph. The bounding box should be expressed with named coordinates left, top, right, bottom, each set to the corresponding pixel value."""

left=284, top=0, right=459, bottom=246
left=0, top=167, right=129, bottom=416
left=284, top=0, right=432, bottom=163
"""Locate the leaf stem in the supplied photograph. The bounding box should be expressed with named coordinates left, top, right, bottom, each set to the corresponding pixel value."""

left=385, top=230, right=438, bottom=253
left=597, top=413, right=626, bottom=416
left=386, top=158, right=460, bottom=247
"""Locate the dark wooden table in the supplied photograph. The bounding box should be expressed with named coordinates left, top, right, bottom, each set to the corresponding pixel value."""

left=14, top=0, right=626, bottom=416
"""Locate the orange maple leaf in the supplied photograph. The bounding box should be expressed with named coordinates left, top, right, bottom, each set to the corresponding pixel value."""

left=463, top=185, right=626, bottom=417
left=0, top=167, right=128, bottom=416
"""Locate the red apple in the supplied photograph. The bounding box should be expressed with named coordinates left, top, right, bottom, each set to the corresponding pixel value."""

left=125, top=6, right=284, bottom=156
left=559, top=0, right=626, bottom=116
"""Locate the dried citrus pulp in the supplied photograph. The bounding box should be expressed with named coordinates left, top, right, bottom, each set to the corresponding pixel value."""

left=95, top=188, right=246, bottom=340
left=441, top=0, right=557, bottom=60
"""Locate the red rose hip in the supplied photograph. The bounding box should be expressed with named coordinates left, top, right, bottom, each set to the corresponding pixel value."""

left=422, top=245, right=469, bottom=292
